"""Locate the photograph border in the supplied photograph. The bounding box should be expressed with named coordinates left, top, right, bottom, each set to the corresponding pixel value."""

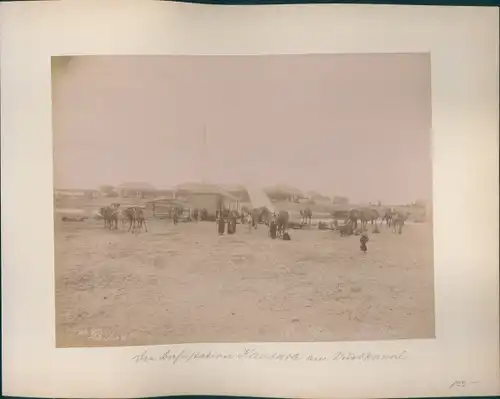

left=51, top=50, right=437, bottom=348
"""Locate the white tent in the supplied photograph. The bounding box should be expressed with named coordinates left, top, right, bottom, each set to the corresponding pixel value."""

left=244, top=181, right=275, bottom=212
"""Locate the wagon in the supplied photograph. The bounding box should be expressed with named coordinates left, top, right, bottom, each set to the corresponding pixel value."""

left=61, top=215, right=86, bottom=222
left=177, top=208, right=192, bottom=222
left=318, top=220, right=334, bottom=230
left=289, top=220, right=305, bottom=229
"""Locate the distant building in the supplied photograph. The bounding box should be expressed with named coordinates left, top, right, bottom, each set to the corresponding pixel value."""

left=332, top=196, right=349, bottom=205
left=174, top=182, right=212, bottom=197
left=54, top=188, right=99, bottom=200
left=174, top=183, right=240, bottom=218
left=218, top=184, right=250, bottom=202
left=98, top=185, right=119, bottom=198
left=146, top=198, right=188, bottom=219
left=117, top=182, right=157, bottom=199
left=264, top=184, right=306, bottom=202
left=308, top=190, right=331, bottom=203
left=154, top=188, right=176, bottom=199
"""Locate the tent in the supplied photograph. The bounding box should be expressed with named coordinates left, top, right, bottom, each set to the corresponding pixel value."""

left=245, top=183, right=275, bottom=213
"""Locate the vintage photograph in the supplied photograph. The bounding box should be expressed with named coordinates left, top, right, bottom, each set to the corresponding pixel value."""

left=52, top=54, right=435, bottom=348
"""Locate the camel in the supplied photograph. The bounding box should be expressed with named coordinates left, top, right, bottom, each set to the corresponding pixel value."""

left=392, top=211, right=410, bottom=234
left=250, top=207, right=273, bottom=228
left=99, top=207, right=109, bottom=229
left=382, top=208, right=396, bottom=227
left=346, top=208, right=362, bottom=229
left=343, top=207, right=381, bottom=231
left=300, top=208, right=313, bottom=225
left=119, top=209, right=129, bottom=229
left=123, top=206, right=148, bottom=234
left=359, top=207, right=380, bottom=227
left=100, top=203, right=120, bottom=230
left=133, top=208, right=148, bottom=233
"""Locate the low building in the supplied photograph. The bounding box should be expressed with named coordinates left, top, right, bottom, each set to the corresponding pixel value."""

left=187, top=191, right=239, bottom=215
left=174, top=183, right=240, bottom=218
left=155, top=189, right=176, bottom=198
left=117, top=182, right=157, bottom=199
left=54, top=188, right=99, bottom=200
left=147, top=198, right=188, bottom=219
left=264, top=184, right=306, bottom=202
left=333, top=196, right=349, bottom=205
left=308, top=190, right=331, bottom=204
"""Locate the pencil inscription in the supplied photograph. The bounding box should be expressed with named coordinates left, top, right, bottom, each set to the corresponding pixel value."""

left=449, top=380, right=480, bottom=389
left=76, top=328, right=125, bottom=342
left=131, top=348, right=409, bottom=364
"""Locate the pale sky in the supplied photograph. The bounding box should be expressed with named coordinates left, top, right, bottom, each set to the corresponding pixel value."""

left=52, top=54, right=432, bottom=204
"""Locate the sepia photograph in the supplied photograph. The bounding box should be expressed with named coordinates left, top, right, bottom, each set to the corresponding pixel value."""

left=52, top=53, right=435, bottom=348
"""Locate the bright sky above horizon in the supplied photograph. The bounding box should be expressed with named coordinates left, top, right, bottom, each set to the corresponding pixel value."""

left=52, top=54, right=432, bottom=204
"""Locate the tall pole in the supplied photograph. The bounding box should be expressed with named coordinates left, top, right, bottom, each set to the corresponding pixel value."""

left=201, top=124, right=207, bottom=184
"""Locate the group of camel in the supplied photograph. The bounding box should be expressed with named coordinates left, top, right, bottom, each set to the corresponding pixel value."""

left=334, top=207, right=410, bottom=236
left=240, top=206, right=410, bottom=239
left=97, top=202, right=409, bottom=238
left=260, top=206, right=409, bottom=233
left=211, top=206, right=410, bottom=238
left=99, top=203, right=148, bottom=233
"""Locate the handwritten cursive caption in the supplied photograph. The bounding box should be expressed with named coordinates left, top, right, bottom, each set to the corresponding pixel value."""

left=76, top=328, right=126, bottom=342
left=131, top=348, right=408, bottom=364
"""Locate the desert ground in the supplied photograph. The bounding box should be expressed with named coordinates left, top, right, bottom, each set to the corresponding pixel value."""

left=55, top=213, right=435, bottom=347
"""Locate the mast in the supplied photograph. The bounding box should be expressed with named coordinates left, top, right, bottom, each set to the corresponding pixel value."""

left=201, top=124, right=207, bottom=184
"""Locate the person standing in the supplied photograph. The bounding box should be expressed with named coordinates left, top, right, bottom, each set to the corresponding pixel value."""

left=227, top=211, right=234, bottom=234
left=217, top=209, right=225, bottom=235
left=246, top=212, right=253, bottom=232
left=360, top=233, right=369, bottom=253
left=230, top=211, right=237, bottom=234
left=172, top=208, right=178, bottom=225
left=269, top=217, right=278, bottom=239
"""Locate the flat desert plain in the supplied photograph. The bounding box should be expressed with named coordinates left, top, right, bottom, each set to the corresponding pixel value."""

left=55, top=218, right=435, bottom=347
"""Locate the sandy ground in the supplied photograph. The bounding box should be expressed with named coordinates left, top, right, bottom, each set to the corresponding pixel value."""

left=55, top=219, right=435, bottom=347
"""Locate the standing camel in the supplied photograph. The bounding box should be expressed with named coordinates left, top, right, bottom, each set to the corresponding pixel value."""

left=133, top=208, right=148, bottom=233
left=99, top=207, right=110, bottom=229
left=250, top=207, right=272, bottom=228
left=382, top=208, right=396, bottom=227
left=346, top=208, right=361, bottom=229
left=392, top=211, right=409, bottom=234
left=300, top=208, right=313, bottom=225
left=123, top=207, right=148, bottom=234
left=100, top=203, right=120, bottom=230
left=359, top=207, right=380, bottom=227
